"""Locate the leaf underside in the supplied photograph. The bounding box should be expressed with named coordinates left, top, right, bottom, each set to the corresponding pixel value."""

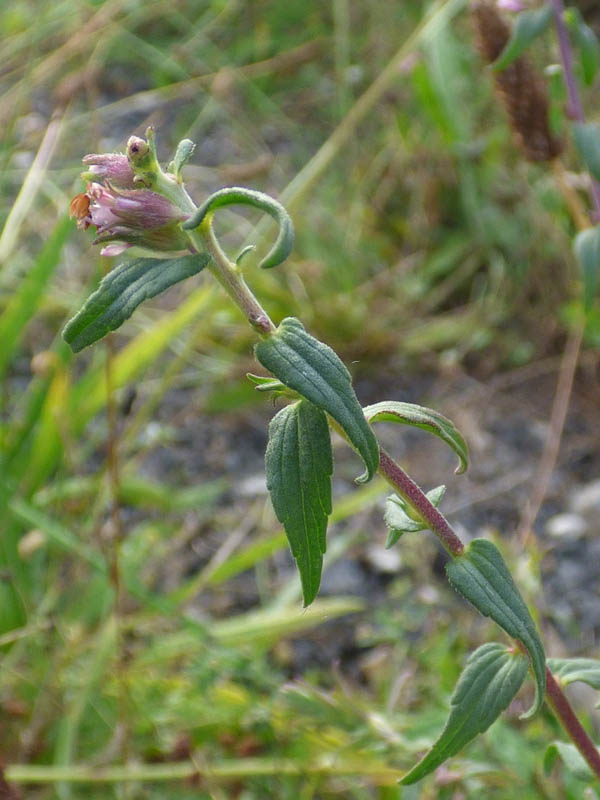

left=401, top=643, right=529, bottom=784
left=384, top=485, right=446, bottom=547
left=364, top=400, right=468, bottom=474
left=446, top=538, right=546, bottom=718
left=63, top=254, right=210, bottom=352
left=255, top=317, right=379, bottom=482
left=547, top=658, right=600, bottom=691
left=265, top=399, right=333, bottom=606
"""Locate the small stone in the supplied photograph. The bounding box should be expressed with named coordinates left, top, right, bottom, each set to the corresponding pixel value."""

left=365, top=544, right=402, bottom=574
left=545, top=513, right=588, bottom=540
left=237, top=474, right=267, bottom=496
left=570, top=480, right=600, bottom=516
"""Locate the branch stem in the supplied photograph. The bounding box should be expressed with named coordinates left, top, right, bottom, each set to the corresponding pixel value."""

left=186, top=221, right=274, bottom=335
left=546, top=667, right=600, bottom=779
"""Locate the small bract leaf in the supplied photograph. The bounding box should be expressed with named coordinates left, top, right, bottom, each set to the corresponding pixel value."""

left=446, top=538, right=546, bottom=718
left=265, top=400, right=333, bottom=606
left=492, top=5, right=553, bottom=71
left=255, top=318, right=379, bottom=482
left=573, top=225, right=600, bottom=311
left=385, top=485, right=446, bottom=548
left=169, top=138, right=196, bottom=177
left=401, top=643, right=529, bottom=785
left=246, top=373, right=289, bottom=395
left=547, top=658, right=600, bottom=691
left=544, top=741, right=595, bottom=782
left=364, top=401, right=468, bottom=474
left=63, top=254, right=210, bottom=352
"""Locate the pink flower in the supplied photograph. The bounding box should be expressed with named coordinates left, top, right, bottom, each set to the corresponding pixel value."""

left=70, top=182, right=190, bottom=256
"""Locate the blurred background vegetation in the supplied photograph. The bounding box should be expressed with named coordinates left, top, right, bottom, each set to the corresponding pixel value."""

left=1, top=0, right=600, bottom=797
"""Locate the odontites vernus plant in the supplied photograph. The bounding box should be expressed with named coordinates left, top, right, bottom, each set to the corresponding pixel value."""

left=64, top=127, right=600, bottom=786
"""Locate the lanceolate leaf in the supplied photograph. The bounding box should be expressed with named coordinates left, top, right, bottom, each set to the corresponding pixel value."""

left=255, top=318, right=379, bottom=482
left=385, top=485, right=446, bottom=547
left=401, top=643, right=529, bottom=785
left=363, top=401, right=468, bottom=474
left=446, top=538, right=546, bottom=718
left=573, top=122, right=600, bottom=183
left=573, top=226, right=600, bottom=311
left=63, top=254, right=209, bottom=352
left=265, top=399, right=333, bottom=606
left=547, top=658, right=600, bottom=691
left=492, top=6, right=553, bottom=72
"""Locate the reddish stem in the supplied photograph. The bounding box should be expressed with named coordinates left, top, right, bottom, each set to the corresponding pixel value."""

left=377, top=448, right=464, bottom=556
left=546, top=667, right=600, bottom=780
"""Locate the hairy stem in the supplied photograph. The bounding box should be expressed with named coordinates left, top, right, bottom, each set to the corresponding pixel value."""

left=546, top=667, right=600, bottom=779
left=186, top=221, right=274, bottom=335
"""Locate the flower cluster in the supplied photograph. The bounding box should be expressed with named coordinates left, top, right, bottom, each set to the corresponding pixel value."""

left=70, top=152, right=190, bottom=257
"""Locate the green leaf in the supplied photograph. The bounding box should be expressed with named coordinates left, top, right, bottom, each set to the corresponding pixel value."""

left=0, top=216, right=71, bottom=380
left=265, top=399, right=333, bottom=606
left=182, top=186, right=294, bottom=270
left=547, top=658, right=600, bottom=691
left=63, top=254, right=209, bottom=352
left=566, top=7, right=600, bottom=86
left=401, top=643, right=529, bottom=785
left=492, top=6, right=553, bottom=71
left=255, top=318, right=379, bottom=482
left=574, top=122, right=600, bottom=183
left=385, top=485, right=446, bottom=547
left=446, top=538, right=546, bottom=718
left=544, top=741, right=595, bottom=782
left=363, top=400, right=468, bottom=474
left=573, top=226, right=600, bottom=311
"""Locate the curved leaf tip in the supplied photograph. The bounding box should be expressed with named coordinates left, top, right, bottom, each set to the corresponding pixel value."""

left=182, top=187, right=294, bottom=270
left=364, top=401, right=468, bottom=474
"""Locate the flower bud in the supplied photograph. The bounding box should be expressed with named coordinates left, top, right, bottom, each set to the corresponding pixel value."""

left=70, top=181, right=190, bottom=255
left=81, top=153, right=135, bottom=187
